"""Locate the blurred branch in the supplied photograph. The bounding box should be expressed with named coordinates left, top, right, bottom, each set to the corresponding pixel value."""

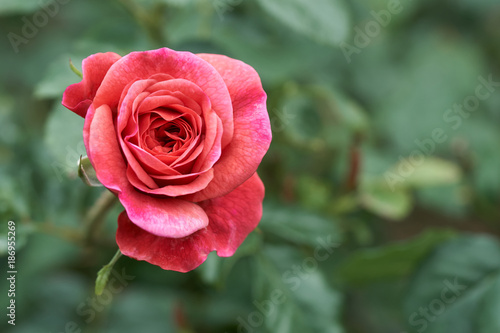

left=345, top=133, right=362, bottom=192
left=174, top=300, right=195, bottom=333
left=84, top=190, right=119, bottom=246
left=36, top=222, right=83, bottom=244
left=118, top=0, right=168, bottom=47
left=27, top=190, right=118, bottom=248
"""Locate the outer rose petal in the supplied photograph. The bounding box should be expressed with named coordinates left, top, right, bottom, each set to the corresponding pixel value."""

left=116, top=173, right=265, bottom=272
left=184, top=54, right=272, bottom=202
left=88, top=104, right=209, bottom=238
left=62, top=52, right=121, bottom=117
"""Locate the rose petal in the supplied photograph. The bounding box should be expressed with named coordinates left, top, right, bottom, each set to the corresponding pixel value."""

left=62, top=52, right=121, bottom=117
left=142, top=169, right=214, bottom=197
left=119, top=185, right=209, bottom=238
left=88, top=104, right=209, bottom=238
left=93, top=48, right=234, bottom=147
left=116, top=173, right=265, bottom=272
left=184, top=54, right=272, bottom=202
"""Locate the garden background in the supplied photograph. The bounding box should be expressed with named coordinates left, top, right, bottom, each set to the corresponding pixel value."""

left=1, top=0, right=500, bottom=332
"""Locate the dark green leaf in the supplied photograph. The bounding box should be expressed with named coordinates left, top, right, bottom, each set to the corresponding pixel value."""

left=44, top=103, right=86, bottom=181
left=253, top=245, right=344, bottom=333
left=0, top=0, right=41, bottom=15
left=256, top=0, right=350, bottom=45
left=336, top=229, right=457, bottom=285
left=404, top=235, right=500, bottom=333
left=260, top=205, right=342, bottom=247
left=34, top=55, right=83, bottom=99
left=476, top=274, right=500, bottom=332
left=198, top=232, right=262, bottom=286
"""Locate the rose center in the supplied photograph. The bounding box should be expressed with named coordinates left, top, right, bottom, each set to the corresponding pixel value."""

left=148, top=118, right=190, bottom=154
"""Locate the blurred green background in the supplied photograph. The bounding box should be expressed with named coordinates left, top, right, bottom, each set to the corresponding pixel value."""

left=1, top=0, right=500, bottom=332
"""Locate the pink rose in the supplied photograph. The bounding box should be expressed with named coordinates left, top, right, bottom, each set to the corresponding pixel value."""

left=62, top=48, right=271, bottom=272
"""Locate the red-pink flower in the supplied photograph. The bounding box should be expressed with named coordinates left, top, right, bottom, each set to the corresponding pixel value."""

left=62, top=48, right=271, bottom=272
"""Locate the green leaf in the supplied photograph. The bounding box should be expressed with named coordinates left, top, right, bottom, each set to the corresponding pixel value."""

left=78, top=156, right=102, bottom=187
left=416, top=184, right=468, bottom=217
left=359, top=178, right=413, bottom=220
left=210, top=13, right=339, bottom=85
left=335, top=229, right=457, bottom=285
left=156, top=0, right=196, bottom=6
left=255, top=0, right=350, bottom=45
left=198, top=232, right=262, bottom=286
left=44, top=103, right=86, bottom=181
left=404, top=235, right=500, bottom=333
left=366, top=34, right=486, bottom=154
left=260, top=205, right=342, bottom=247
left=328, top=90, right=369, bottom=134
left=456, top=0, right=500, bottom=12
left=0, top=0, right=41, bottom=15
left=296, top=175, right=333, bottom=211
left=279, top=92, right=323, bottom=144
left=131, top=0, right=195, bottom=7
left=395, top=157, right=463, bottom=188
left=477, top=274, right=500, bottom=332
left=253, top=246, right=344, bottom=333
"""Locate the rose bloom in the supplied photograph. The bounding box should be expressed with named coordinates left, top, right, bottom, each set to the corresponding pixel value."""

left=62, top=48, right=271, bottom=272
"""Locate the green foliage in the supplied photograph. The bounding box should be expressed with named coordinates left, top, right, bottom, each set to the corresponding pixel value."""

left=336, top=229, right=457, bottom=285
left=0, top=0, right=41, bottom=15
left=254, top=246, right=344, bottom=333
left=44, top=103, right=86, bottom=181
left=404, top=235, right=500, bottom=333
left=255, top=0, right=350, bottom=46
left=260, top=205, right=342, bottom=247
left=360, top=178, right=413, bottom=220
left=35, top=55, right=83, bottom=99
left=198, top=231, right=262, bottom=287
